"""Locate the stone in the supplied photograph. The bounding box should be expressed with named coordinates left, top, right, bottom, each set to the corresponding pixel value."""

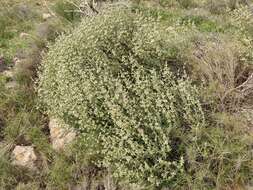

left=2, top=70, right=14, bottom=79
left=20, top=32, right=29, bottom=38
left=49, top=118, right=76, bottom=151
left=12, top=146, right=37, bottom=169
left=42, top=13, right=52, bottom=20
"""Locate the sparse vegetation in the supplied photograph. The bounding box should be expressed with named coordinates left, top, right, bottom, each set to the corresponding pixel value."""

left=0, top=0, right=252, bottom=189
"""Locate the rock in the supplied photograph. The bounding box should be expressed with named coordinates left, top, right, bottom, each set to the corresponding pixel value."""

left=12, top=146, right=37, bottom=169
left=49, top=118, right=76, bottom=151
left=2, top=70, right=14, bottom=79
left=42, top=13, right=52, bottom=20
left=20, top=32, right=29, bottom=38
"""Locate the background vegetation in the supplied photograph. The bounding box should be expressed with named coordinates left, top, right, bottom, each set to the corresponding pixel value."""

left=0, top=0, right=252, bottom=189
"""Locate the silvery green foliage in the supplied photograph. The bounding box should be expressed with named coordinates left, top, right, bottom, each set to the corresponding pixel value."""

left=38, top=8, right=205, bottom=188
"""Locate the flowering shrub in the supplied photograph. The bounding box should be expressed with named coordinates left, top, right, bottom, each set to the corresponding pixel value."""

left=38, top=8, right=205, bottom=188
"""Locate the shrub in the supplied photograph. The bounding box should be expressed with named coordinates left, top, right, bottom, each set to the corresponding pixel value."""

left=187, top=34, right=253, bottom=112
left=38, top=8, right=205, bottom=188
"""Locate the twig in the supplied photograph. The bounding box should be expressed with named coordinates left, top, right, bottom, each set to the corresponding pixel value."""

left=221, top=73, right=253, bottom=103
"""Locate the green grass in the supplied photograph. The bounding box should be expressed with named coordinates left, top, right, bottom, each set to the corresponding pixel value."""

left=53, top=0, right=81, bottom=23
left=0, top=2, right=40, bottom=64
left=0, top=1, right=88, bottom=189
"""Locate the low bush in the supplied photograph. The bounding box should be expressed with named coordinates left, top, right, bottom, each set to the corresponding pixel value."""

left=187, top=34, right=253, bottom=112
left=38, top=4, right=253, bottom=189
left=38, top=8, right=205, bottom=188
left=1, top=0, right=252, bottom=189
